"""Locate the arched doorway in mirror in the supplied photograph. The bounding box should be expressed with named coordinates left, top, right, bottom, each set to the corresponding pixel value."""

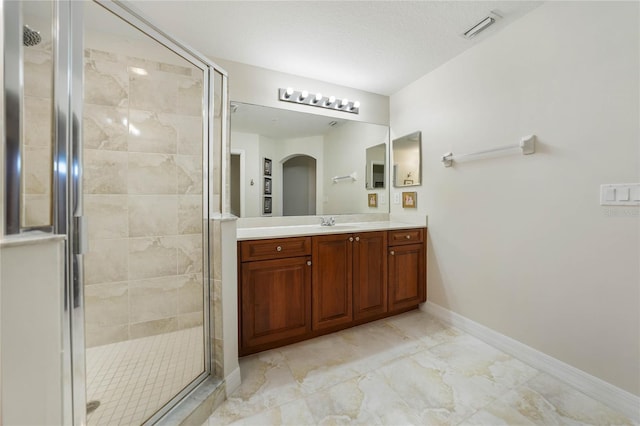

left=282, top=155, right=316, bottom=216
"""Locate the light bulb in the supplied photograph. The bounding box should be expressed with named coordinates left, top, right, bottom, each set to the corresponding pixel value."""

left=325, top=96, right=336, bottom=107
left=313, top=93, right=322, bottom=103
left=284, top=87, right=294, bottom=99
left=353, top=101, right=360, bottom=109
left=340, top=98, right=349, bottom=108
left=299, top=90, right=309, bottom=102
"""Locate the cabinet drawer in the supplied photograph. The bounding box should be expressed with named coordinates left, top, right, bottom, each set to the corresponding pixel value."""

left=388, top=228, right=424, bottom=246
left=240, top=237, right=311, bottom=262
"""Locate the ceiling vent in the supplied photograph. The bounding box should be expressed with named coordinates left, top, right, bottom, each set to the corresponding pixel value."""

left=463, top=11, right=502, bottom=39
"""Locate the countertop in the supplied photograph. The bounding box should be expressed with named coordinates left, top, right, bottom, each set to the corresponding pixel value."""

left=237, top=221, right=425, bottom=241
left=0, top=231, right=65, bottom=248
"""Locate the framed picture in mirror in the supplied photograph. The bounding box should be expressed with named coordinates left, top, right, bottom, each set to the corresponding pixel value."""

left=263, top=158, right=272, bottom=176
left=264, top=177, right=272, bottom=195
left=368, top=193, right=378, bottom=208
left=263, top=197, right=272, bottom=214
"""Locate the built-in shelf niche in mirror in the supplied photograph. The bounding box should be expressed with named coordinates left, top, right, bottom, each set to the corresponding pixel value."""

left=392, top=131, right=422, bottom=187
left=229, top=102, right=389, bottom=217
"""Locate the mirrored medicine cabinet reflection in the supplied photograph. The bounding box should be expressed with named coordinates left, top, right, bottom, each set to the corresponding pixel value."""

left=392, top=131, right=422, bottom=188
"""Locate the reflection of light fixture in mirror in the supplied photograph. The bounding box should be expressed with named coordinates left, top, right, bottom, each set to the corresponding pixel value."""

left=129, top=66, right=148, bottom=76
left=278, top=88, right=359, bottom=114
left=129, top=124, right=141, bottom=136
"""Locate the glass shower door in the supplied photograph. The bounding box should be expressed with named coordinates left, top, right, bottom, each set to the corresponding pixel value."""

left=81, top=2, right=209, bottom=424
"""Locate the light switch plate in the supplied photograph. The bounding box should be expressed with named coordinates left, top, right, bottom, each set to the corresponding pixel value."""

left=600, top=183, right=640, bottom=206
left=393, top=192, right=401, bottom=204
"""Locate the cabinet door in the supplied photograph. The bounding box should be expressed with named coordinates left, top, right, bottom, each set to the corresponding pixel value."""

left=388, top=243, right=426, bottom=312
left=353, top=231, right=388, bottom=320
left=240, top=256, right=311, bottom=353
left=312, top=234, right=353, bottom=330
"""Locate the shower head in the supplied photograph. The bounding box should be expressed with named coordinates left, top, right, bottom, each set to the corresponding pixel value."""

left=23, top=25, right=42, bottom=47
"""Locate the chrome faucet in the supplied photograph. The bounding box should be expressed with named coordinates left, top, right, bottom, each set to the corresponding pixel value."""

left=320, top=216, right=336, bottom=226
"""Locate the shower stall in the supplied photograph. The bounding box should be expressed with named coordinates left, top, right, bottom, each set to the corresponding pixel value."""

left=2, top=1, right=227, bottom=424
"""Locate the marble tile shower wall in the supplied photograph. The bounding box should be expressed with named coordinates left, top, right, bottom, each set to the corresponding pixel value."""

left=82, top=48, right=205, bottom=347
left=23, top=41, right=54, bottom=227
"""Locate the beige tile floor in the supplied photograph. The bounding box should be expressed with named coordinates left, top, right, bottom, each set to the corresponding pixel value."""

left=206, top=310, right=634, bottom=425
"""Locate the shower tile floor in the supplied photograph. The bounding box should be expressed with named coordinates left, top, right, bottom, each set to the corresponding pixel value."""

left=206, top=310, right=634, bottom=425
left=86, top=326, right=204, bottom=426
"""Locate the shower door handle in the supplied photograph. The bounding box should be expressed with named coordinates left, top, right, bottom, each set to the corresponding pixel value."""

left=73, top=216, right=88, bottom=255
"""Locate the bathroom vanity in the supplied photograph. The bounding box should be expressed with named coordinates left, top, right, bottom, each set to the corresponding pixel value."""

left=237, top=223, right=426, bottom=355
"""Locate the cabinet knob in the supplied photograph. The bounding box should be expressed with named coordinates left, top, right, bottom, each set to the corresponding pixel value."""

left=276, top=246, right=282, bottom=252
left=390, top=250, right=395, bottom=255
left=355, top=236, right=360, bottom=242
left=307, top=260, right=312, bottom=266
left=406, top=235, right=411, bottom=239
left=349, top=237, right=354, bottom=242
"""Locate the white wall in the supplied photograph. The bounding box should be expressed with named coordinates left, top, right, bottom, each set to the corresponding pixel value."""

left=324, top=122, right=389, bottom=214
left=230, top=132, right=260, bottom=217
left=390, top=1, right=639, bottom=395
left=1, top=237, right=65, bottom=425
left=214, top=58, right=389, bottom=126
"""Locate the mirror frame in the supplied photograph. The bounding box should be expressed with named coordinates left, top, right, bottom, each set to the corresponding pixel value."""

left=392, top=131, right=422, bottom=188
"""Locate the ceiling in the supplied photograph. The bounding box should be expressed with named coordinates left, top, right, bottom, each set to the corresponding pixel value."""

left=127, top=1, right=542, bottom=96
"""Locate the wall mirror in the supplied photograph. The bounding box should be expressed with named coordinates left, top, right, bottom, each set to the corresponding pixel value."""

left=230, top=102, right=389, bottom=217
left=392, top=131, right=422, bottom=187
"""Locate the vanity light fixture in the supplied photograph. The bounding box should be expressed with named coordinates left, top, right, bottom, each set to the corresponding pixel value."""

left=325, top=96, right=336, bottom=107
left=278, top=88, right=360, bottom=114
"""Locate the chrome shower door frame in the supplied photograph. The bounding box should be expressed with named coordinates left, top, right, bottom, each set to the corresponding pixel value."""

left=58, top=1, right=227, bottom=424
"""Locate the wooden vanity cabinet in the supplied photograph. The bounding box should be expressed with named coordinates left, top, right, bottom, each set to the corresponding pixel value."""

left=388, top=229, right=426, bottom=312
left=312, top=231, right=387, bottom=330
left=311, top=234, right=354, bottom=330
left=238, top=237, right=311, bottom=356
left=238, top=228, right=426, bottom=355
left=352, top=231, right=388, bottom=320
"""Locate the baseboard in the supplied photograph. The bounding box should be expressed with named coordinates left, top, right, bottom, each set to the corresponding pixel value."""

left=422, top=301, right=640, bottom=422
left=224, top=367, right=242, bottom=398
